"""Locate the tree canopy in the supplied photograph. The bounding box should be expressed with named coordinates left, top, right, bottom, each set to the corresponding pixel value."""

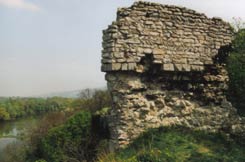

left=227, top=27, right=245, bottom=115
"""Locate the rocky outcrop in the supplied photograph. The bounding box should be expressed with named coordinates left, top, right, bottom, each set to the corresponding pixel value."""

left=101, top=1, right=245, bottom=149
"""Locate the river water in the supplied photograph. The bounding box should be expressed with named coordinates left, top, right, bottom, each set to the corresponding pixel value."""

left=0, top=116, right=41, bottom=157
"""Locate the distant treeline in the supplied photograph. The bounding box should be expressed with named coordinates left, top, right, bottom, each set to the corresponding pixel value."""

left=0, top=88, right=111, bottom=121
left=0, top=89, right=112, bottom=162
left=0, top=97, right=75, bottom=121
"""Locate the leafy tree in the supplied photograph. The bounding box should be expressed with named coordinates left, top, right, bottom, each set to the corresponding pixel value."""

left=227, top=23, right=245, bottom=115
left=0, top=107, right=10, bottom=120
left=79, top=88, right=94, bottom=99
left=40, top=111, right=93, bottom=162
left=0, top=97, right=75, bottom=121
left=231, top=17, right=245, bottom=32
left=78, top=89, right=111, bottom=112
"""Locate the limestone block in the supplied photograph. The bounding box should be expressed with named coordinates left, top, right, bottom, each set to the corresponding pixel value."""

left=128, top=79, right=145, bottom=90
left=117, top=58, right=127, bottom=63
left=165, top=22, right=173, bottom=26
left=163, top=63, right=175, bottom=71
left=150, top=32, right=160, bottom=36
left=163, top=58, right=172, bottom=63
left=114, top=52, right=124, bottom=58
left=128, top=63, right=136, bottom=70
left=126, top=39, right=140, bottom=44
left=204, top=60, right=213, bottom=65
left=112, top=63, right=121, bottom=70
left=191, top=65, right=204, bottom=71
left=101, top=64, right=111, bottom=71
left=136, top=65, right=144, bottom=73
left=153, top=48, right=165, bottom=55
left=105, top=74, right=117, bottom=81
left=153, top=59, right=163, bottom=64
left=173, top=58, right=187, bottom=64
left=189, top=59, right=204, bottom=65
left=174, top=100, right=186, bottom=109
left=145, top=21, right=154, bottom=25
left=102, top=52, right=112, bottom=58
left=121, top=63, right=128, bottom=70
left=182, top=64, right=191, bottom=71
left=137, top=47, right=144, bottom=53
left=153, top=54, right=163, bottom=59
left=174, top=64, right=183, bottom=71
left=143, top=48, right=153, bottom=54
left=102, top=59, right=114, bottom=64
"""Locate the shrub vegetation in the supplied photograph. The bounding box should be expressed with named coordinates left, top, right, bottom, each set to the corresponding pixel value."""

left=227, top=28, right=245, bottom=115
left=98, top=127, right=245, bottom=162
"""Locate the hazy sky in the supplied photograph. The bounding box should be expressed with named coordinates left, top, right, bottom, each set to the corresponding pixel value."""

left=0, top=0, right=245, bottom=97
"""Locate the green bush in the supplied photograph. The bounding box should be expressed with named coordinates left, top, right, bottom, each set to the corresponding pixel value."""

left=40, top=111, right=92, bottom=162
left=35, top=160, right=47, bottom=162
left=227, top=29, right=245, bottom=115
left=78, top=89, right=111, bottom=113
left=99, top=127, right=245, bottom=162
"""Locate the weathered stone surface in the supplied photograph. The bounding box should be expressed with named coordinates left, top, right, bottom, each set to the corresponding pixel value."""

left=143, top=48, right=153, bottom=54
left=101, top=1, right=244, bottom=150
left=121, top=63, right=128, bottom=71
left=182, top=64, right=191, bottom=71
left=153, top=48, right=165, bottom=55
left=163, top=64, right=175, bottom=71
left=128, top=63, right=136, bottom=70
left=111, top=63, right=121, bottom=71
left=101, top=1, right=233, bottom=73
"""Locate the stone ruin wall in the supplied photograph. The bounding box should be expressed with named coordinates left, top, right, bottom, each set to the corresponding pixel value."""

left=101, top=1, right=245, bottom=149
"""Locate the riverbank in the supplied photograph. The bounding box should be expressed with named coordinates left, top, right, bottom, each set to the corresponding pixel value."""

left=0, top=115, right=45, bottom=159
left=0, top=110, right=79, bottom=162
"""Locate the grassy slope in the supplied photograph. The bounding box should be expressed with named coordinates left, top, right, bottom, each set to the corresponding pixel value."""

left=98, top=127, right=245, bottom=162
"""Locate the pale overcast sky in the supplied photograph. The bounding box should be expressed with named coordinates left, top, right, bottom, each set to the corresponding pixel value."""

left=0, top=0, right=244, bottom=97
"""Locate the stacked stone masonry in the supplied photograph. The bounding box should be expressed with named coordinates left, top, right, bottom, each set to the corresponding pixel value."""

left=101, top=1, right=245, bottom=149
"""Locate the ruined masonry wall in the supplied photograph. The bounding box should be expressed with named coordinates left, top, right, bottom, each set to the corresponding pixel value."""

left=101, top=1, right=233, bottom=72
left=101, top=1, right=245, bottom=149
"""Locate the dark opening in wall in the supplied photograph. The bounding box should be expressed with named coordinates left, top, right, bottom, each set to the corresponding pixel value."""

left=139, top=54, right=162, bottom=77
left=214, top=44, right=232, bottom=64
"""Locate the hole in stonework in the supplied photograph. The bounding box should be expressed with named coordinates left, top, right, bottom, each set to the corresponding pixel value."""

left=145, top=94, right=158, bottom=100
left=214, top=44, right=232, bottom=64
left=139, top=54, right=162, bottom=77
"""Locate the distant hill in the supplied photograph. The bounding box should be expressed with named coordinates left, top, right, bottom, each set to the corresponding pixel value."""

left=35, top=87, right=107, bottom=98
left=0, top=87, right=107, bottom=99
left=36, top=90, right=81, bottom=98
